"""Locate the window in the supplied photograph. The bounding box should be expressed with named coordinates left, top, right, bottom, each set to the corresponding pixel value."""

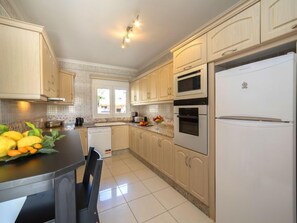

left=92, top=79, right=129, bottom=118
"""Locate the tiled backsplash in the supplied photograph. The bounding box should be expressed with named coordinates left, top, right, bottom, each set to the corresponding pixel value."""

left=131, top=103, right=174, bottom=125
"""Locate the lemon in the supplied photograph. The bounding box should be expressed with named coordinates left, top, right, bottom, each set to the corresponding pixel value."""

left=2, top=131, right=23, bottom=141
left=22, top=131, right=29, bottom=137
left=0, top=136, right=17, bottom=157
left=17, top=136, right=42, bottom=148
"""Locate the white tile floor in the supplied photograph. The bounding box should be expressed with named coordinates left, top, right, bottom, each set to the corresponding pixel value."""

left=77, top=151, right=214, bottom=223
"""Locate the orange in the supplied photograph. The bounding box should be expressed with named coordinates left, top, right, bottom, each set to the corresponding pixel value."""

left=26, top=146, right=34, bottom=151
left=18, top=147, right=28, bottom=154
left=7, top=150, right=21, bottom=157
left=29, top=148, right=37, bottom=154
left=33, top=143, right=42, bottom=149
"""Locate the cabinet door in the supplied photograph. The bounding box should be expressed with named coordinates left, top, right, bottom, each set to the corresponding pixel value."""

left=130, top=80, right=140, bottom=104
left=188, top=151, right=209, bottom=205
left=134, top=129, right=141, bottom=155
left=151, top=134, right=162, bottom=169
left=261, top=0, right=297, bottom=42
left=59, top=70, right=75, bottom=103
left=79, top=128, right=88, bottom=156
left=130, top=127, right=136, bottom=152
left=142, top=131, right=152, bottom=163
left=207, top=3, right=260, bottom=61
left=174, top=145, right=189, bottom=190
left=148, top=71, right=159, bottom=101
left=161, top=138, right=174, bottom=179
left=42, top=39, right=51, bottom=97
left=159, top=63, right=174, bottom=101
left=112, top=126, right=129, bottom=151
left=173, top=34, right=207, bottom=74
left=140, top=77, right=148, bottom=102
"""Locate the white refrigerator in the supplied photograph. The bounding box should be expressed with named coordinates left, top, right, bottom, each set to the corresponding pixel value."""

left=215, top=53, right=296, bottom=223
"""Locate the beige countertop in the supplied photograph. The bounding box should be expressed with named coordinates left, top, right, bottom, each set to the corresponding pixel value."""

left=44, top=121, right=174, bottom=138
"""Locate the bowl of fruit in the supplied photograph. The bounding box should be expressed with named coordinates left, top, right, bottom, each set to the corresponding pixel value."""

left=0, top=122, right=64, bottom=162
left=139, top=121, right=149, bottom=126
left=153, top=115, right=164, bottom=130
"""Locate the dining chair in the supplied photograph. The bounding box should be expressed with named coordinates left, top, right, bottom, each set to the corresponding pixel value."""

left=16, top=147, right=103, bottom=223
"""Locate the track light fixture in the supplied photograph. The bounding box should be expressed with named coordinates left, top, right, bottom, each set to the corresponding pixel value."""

left=121, top=15, right=141, bottom=49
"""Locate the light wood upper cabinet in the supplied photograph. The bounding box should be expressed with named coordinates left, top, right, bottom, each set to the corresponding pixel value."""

left=130, top=80, right=140, bottom=105
left=112, top=125, right=129, bottom=151
left=59, top=70, right=76, bottom=104
left=207, top=2, right=260, bottom=61
left=173, top=34, right=207, bottom=74
left=174, top=145, right=209, bottom=205
left=79, top=128, right=88, bottom=156
left=148, top=71, right=159, bottom=101
left=159, top=62, right=174, bottom=101
left=140, top=77, right=149, bottom=102
left=0, top=17, right=58, bottom=100
left=261, top=0, right=297, bottom=42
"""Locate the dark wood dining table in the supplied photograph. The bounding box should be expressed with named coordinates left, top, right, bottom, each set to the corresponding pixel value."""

left=0, top=130, right=85, bottom=223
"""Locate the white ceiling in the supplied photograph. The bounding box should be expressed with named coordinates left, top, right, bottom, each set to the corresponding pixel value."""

left=13, top=0, right=242, bottom=70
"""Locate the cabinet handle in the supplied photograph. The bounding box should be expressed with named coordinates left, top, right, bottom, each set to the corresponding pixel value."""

left=158, top=139, right=162, bottom=147
left=222, top=48, right=237, bottom=56
left=183, top=66, right=192, bottom=71
left=188, top=157, right=192, bottom=168
left=185, top=156, right=188, bottom=167
left=292, top=24, right=297, bottom=29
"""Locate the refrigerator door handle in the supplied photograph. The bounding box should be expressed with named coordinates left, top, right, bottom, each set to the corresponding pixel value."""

left=217, top=116, right=284, bottom=122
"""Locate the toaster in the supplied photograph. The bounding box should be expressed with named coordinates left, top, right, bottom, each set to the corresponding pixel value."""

left=134, top=116, right=144, bottom=123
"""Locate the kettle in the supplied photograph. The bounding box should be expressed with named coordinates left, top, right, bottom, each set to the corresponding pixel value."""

left=75, top=117, right=84, bottom=126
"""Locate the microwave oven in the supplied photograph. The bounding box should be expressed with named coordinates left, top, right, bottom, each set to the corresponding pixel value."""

left=174, top=64, right=207, bottom=100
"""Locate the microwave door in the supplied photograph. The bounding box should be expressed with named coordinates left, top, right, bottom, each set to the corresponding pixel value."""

left=177, top=73, right=201, bottom=94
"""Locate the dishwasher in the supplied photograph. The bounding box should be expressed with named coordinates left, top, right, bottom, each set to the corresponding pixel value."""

left=88, top=127, right=111, bottom=158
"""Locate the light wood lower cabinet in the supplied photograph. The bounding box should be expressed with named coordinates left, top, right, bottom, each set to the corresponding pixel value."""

left=138, top=130, right=152, bottom=163
left=79, top=128, right=88, bottom=156
left=261, top=0, right=297, bottom=42
left=160, top=137, right=175, bottom=179
left=151, top=134, right=163, bottom=170
left=175, top=145, right=209, bottom=205
left=112, top=126, right=129, bottom=151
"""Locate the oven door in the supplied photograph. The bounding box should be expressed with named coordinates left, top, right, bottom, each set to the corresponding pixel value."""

left=174, top=105, right=208, bottom=155
left=174, top=64, right=207, bottom=100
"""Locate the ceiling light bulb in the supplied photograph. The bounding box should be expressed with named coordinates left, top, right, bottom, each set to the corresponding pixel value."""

left=134, top=19, right=141, bottom=28
left=125, top=36, right=131, bottom=43
left=121, top=43, right=125, bottom=49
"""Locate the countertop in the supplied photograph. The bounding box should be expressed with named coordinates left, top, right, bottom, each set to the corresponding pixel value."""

left=44, top=122, right=174, bottom=138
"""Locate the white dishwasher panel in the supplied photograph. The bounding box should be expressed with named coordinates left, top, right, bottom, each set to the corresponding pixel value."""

left=88, top=127, right=111, bottom=158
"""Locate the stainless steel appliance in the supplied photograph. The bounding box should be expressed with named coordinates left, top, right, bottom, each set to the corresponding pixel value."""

left=174, top=100, right=208, bottom=155
left=134, top=116, right=144, bottom=123
left=174, top=63, right=207, bottom=100
left=131, top=112, right=138, bottom=122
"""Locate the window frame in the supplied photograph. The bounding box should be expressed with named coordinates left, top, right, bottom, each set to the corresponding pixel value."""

left=92, top=79, right=130, bottom=118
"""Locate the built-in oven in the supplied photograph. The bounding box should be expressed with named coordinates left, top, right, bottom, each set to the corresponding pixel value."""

left=174, top=63, right=207, bottom=100
left=174, top=99, right=208, bottom=155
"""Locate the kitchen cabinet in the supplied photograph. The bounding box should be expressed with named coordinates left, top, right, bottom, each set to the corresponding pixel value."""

left=138, top=130, right=152, bottom=163
left=173, top=34, right=207, bottom=74
left=130, top=80, right=140, bottom=105
left=129, top=126, right=136, bottom=152
left=159, top=62, right=174, bottom=101
left=161, top=137, right=175, bottom=179
left=148, top=71, right=159, bottom=101
left=0, top=17, right=58, bottom=100
left=59, top=70, right=76, bottom=104
left=207, top=2, right=260, bottom=61
left=112, top=125, right=129, bottom=151
left=79, top=128, right=88, bottom=156
left=175, top=145, right=209, bottom=205
left=140, top=77, right=149, bottom=102
left=261, top=0, right=297, bottom=42
left=151, top=134, right=163, bottom=169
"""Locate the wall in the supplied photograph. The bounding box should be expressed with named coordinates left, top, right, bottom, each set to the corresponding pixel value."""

left=131, top=103, right=174, bottom=125
left=47, top=60, right=136, bottom=124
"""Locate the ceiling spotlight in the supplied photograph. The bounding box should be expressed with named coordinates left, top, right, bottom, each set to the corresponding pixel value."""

left=121, top=14, right=142, bottom=49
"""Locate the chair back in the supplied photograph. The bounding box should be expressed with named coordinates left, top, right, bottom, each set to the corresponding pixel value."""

left=82, top=147, right=103, bottom=213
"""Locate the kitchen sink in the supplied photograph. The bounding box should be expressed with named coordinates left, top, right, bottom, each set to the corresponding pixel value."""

left=94, top=122, right=126, bottom=127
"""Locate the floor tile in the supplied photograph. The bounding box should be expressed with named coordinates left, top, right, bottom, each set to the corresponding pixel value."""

left=153, top=187, right=187, bottom=210
left=106, top=159, right=127, bottom=168
left=142, top=176, right=170, bottom=192
left=134, top=168, right=157, bottom=181
left=99, top=203, right=137, bottom=223
left=108, top=164, right=131, bottom=176
left=100, top=177, right=118, bottom=191
left=97, top=187, right=126, bottom=213
left=101, top=166, right=112, bottom=179
left=126, top=162, right=147, bottom=171
left=145, top=212, right=177, bottom=223
left=169, top=202, right=214, bottom=223
left=114, top=172, right=140, bottom=187
left=119, top=181, right=150, bottom=202
left=129, top=194, right=166, bottom=223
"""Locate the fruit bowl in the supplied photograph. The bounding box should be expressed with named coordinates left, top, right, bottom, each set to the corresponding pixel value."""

left=139, top=121, right=149, bottom=126
left=153, top=115, right=164, bottom=124
left=0, top=122, right=64, bottom=163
